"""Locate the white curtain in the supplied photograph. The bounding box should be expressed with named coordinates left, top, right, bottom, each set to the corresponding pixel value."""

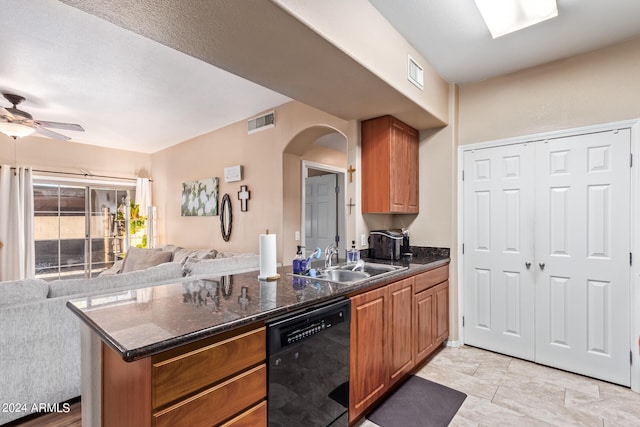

left=0, top=165, right=35, bottom=281
left=135, top=177, right=152, bottom=213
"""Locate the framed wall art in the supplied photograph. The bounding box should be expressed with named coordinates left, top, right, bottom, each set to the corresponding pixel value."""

left=181, top=177, right=219, bottom=216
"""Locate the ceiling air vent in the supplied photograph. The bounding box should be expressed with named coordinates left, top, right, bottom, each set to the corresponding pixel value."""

left=248, top=111, right=275, bottom=134
left=408, top=55, right=424, bottom=90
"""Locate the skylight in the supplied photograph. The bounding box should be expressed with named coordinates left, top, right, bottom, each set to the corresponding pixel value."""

left=474, top=0, right=558, bottom=38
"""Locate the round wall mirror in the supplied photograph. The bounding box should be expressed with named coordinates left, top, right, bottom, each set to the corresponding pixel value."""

left=220, top=193, right=232, bottom=241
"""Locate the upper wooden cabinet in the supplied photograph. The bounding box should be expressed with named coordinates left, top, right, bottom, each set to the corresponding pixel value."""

left=361, top=115, right=419, bottom=214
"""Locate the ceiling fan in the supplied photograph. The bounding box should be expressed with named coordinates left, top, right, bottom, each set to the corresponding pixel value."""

left=0, top=93, right=84, bottom=141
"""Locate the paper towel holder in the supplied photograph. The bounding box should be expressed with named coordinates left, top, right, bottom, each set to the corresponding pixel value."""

left=220, top=194, right=232, bottom=241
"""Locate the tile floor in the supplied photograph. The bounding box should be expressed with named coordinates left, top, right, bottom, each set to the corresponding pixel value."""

left=357, top=345, right=640, bottom=427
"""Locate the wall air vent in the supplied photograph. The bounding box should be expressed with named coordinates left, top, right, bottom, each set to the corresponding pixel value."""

left=408, top=55, right=424, bottom=90
left=248, top=111, right=275, bottom=134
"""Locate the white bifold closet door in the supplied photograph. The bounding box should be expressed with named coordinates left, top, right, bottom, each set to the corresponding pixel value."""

left=463, top=142, right=536, bottom=360
left=463, top=129, right=631, bottom=386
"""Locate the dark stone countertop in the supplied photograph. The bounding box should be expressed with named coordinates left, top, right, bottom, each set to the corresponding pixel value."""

left=67, top=253, right=449, bottom=362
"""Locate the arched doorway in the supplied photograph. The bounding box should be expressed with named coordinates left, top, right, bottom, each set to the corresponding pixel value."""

left=282, top=126, right=348, bottom=265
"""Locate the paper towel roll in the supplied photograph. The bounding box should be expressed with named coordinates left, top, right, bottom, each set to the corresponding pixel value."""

left=258, top=233, right=277, bottom=280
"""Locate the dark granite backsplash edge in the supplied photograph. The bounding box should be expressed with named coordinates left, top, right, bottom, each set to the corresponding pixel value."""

left=360, top=246, right=450, bottom=259
left=408, top=246, right=450, bottom=258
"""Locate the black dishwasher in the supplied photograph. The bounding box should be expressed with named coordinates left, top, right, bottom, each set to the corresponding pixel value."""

left=266, top=298, right=350, bottom=427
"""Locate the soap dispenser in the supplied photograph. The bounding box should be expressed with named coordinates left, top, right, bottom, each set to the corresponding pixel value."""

left=293, top=245, right=305, bottom=274
left=347, top=241, right=360, bottom=264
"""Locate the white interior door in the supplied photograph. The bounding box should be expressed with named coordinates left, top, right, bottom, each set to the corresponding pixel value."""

left=463, top=143, right=536, bottom=360
left=305, top=174, right=337, bottom=254
left=534, top=129, right=631, bottom=386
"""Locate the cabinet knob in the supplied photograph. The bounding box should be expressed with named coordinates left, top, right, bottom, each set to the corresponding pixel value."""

left=525, top=262, right=531, bottom=269
left=539, top=262, right=546, bottom=270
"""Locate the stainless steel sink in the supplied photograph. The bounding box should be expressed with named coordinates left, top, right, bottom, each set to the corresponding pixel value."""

left=320, top=269, right=371, bottom=282
left=291, top=261, right=407, bottom=285
left=337, top=262, right=405, bottom=276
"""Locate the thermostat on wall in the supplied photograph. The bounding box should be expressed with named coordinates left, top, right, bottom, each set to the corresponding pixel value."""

left=224, top=165, right=243, bottom=182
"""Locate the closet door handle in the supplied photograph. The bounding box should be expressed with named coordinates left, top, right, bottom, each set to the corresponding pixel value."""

left=525, top=262, right=531, bottom=269
left=539, top=262, right=545, bottom=270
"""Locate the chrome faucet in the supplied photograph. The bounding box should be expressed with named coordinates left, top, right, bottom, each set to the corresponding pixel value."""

left=351, top=259, right=365, bottom=272
left=325, top=243, right=339, bottom=268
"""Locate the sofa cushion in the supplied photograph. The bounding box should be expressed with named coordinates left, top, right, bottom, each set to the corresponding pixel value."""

left=98, top=259, right=124, bottom=276
left=0, top=278, right=49, bottom=308
left=183, top=254, right=260, bottom=278
left=48, top=262, right=183, bottom=298
left=121, top=247, right=172, bottom=273
left=170, top=247, right=218, bottom=265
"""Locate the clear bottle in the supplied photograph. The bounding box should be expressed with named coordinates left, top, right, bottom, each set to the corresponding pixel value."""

left=347, top=241, right=360, bottom=264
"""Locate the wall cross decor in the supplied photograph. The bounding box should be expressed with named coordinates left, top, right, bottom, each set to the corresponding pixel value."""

left=347, top=197, right=356, bottom=215
left=347, top=165, right=356, bottom=183
left=238, top=185, right=251, bottom=212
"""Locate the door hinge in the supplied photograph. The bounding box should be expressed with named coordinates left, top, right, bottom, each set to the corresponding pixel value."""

left=335, top=185, right=340, bottom=194
left=630, top=252, right=633, bottom=266
left=462, top=316, right=465, bottom=327
left=462, top=170, right=465, bottom=181
left=631, top=153, right=633, bottom=168
left=462, top=243, right=464, bottom=254
left=631, top=350, right=633, bottom=366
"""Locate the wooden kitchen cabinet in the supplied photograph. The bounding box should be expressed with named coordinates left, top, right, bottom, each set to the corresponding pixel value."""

left=414, top=286, right=436, bottom=361
left=349, top=275, right=417, bottom=423
left=349, top=264, right=449, bottom=424
left=387, top=277, right=415, bottom=386
left=361, top=115, right=419, bottom=214
left=349, top=285, right=388, bottom=423
left=434, top=280, right=450, bottom=345
left=102, top=325, right=267, bottom=427
left=414, top=266, right=449, bottom=365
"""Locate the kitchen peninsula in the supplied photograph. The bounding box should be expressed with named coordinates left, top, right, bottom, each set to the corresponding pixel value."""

left=68, top=251, right=450, bottom=427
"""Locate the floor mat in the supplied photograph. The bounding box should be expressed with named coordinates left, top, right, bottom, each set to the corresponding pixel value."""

left=367, top=376, right=466, bottom=427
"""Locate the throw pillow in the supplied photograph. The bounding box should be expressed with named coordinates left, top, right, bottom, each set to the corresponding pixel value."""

left=121, top=247, right=173, bottom=273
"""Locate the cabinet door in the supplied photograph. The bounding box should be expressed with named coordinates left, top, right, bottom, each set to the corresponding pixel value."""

left=434, top=281, right=449, bottom=345
left=405, top=126, right=419, bottom=212
left=387, top=277, right=414, bottom=385
left=389, top=119, right=406, bottom=212
left=361, top=115, right=419, bottom=214
left=361, top=116, right=391, bottom=213
left=414, top=287, right=435, bottom=363
left=349, top=286, right=388, bottom=423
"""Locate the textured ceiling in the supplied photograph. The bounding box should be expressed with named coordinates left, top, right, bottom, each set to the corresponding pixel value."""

left=1, top=0, right=291, bottom=153
left=3, top=0, right=640, bottom=153
left=369, top=0, right=640, bottom=83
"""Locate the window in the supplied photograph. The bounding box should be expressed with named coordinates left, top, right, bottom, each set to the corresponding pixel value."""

left=34, top=182, right=136, bottom=280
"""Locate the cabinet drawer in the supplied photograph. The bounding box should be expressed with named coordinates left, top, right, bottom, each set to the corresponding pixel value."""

left=220, top=400, right=267, bottom=427
left=414, top=265, right=448, bottom=294
left=153, top=364, right=266, bottom=427
left=152, top=327, right=265, bottom=409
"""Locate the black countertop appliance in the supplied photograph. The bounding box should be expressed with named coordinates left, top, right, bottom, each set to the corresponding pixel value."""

left=369, top=230, right=406, bottom=261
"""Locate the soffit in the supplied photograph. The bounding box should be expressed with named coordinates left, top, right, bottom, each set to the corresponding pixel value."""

left=60, top=0, right=446, bottom=131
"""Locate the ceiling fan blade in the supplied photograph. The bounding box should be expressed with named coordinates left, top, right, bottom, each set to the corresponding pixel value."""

left=34, top=126, right=71, bottom=141
left=35, top=120, right=84, bottom=132
left=0, top=106, right=14, bottom=119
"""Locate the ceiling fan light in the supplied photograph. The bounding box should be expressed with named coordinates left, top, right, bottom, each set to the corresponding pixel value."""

left=474, top=0, right=558, bottom=38
left=0, top=122, right=36, bottom=139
